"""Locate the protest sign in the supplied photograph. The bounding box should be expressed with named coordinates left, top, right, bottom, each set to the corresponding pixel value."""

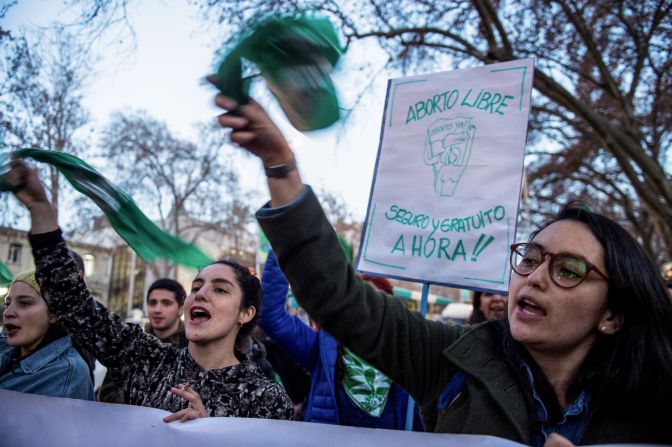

left=356, top=59, right=534, bottom=293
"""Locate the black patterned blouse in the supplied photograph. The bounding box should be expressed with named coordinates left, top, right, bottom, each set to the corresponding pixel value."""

left=30, top=229, right=293, bottom=420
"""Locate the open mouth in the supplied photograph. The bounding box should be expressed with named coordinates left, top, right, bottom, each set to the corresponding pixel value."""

left=189, top=306, right=211, bottom=323
left=518, top=297, right=547, bottom=317
left=491, top=306, right=506, bottom=318
left=4, top=323, right=20, bottom=336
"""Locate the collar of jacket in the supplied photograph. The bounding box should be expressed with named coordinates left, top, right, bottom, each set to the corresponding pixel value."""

left=146, top=321, right=185, bottom=342
left=2, top=335, right=73, bottom=374
left=442, top=323, right=529, bottom=440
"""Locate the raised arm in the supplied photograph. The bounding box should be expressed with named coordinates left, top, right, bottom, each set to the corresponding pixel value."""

left=260, top=250, right=319, bottom=369
left=7, top=161, right=168, bottom=370
left=214, top=95, right=465, bottom=404
left=214, top=95, right=303, bottom=208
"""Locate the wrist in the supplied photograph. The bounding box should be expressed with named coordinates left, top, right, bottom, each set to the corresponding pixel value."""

left=28, top=202, right=58, bottom=233
left=27, top=201, right=54, bottom=215
left=264, top=158, right=297, bottom=178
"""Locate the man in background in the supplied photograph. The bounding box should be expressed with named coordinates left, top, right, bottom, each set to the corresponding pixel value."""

left=144, top=278, right=187, bottom=347
left=97, top=278, right=187, bottom=403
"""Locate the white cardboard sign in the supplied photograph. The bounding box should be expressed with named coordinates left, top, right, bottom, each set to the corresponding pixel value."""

left=356, top=59, right=534, bottom=293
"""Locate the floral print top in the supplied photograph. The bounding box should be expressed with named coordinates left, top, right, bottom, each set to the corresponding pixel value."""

left=30, top=229, right=293, bottom=419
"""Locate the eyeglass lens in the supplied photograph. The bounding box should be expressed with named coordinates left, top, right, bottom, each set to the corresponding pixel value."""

left=513, top=244, right=589, bottom=287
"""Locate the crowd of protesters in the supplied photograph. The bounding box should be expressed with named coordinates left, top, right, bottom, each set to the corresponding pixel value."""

left=1, top=90, right=671, bottom=447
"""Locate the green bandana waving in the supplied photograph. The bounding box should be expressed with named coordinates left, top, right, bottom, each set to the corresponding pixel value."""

left=341, top=347, right=393, bottom=417
left=211, top=14, right=344, bottom=131
left=0, top=149, right=212, bottom=269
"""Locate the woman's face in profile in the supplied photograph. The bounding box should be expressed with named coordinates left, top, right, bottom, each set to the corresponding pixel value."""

left=185, top=263, right=254, bottom=344
left=3, top=282, right=54, bottom=356
left=507, top=220, right=611, bottom=355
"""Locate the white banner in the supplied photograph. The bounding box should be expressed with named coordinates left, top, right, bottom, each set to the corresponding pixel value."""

left=356, top=59, right=534, bottom=293
left=0, top=389, right=526, bottom=447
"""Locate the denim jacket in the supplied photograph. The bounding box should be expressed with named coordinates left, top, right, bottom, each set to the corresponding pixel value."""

left=0, top=334, right=94, bottom=400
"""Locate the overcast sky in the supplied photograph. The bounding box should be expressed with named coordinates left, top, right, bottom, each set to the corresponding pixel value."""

left=4, top=0, right=390, bottom=221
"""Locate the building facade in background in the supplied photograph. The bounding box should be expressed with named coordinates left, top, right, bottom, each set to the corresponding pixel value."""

left=0, top=226, right=114, bottom=304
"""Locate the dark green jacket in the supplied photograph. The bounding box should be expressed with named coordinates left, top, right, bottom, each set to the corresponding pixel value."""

left=258, top=188, right=670, bottom=444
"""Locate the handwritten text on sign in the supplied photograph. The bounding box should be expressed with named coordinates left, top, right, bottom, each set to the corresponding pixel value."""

left=356, top=58, right=534, bottom=293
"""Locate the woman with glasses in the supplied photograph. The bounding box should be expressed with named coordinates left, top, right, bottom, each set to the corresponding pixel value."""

left=213, top=92, right=672, bottom=445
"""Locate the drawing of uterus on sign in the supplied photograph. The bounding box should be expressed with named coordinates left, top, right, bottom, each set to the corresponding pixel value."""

left=423, top=117, right=476, bottom=196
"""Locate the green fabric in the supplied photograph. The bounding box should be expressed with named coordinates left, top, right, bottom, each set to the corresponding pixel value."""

left=257, top=187, right=665, bottom=443
left=258, top=228, right=270, bottom=263
left=211, top=14, right=343, bottom=131
left=0, top=261, right=13, bottom=286
left=2, top=149, right=212, bottom=269
left=341, top=346, right=392, bottom=417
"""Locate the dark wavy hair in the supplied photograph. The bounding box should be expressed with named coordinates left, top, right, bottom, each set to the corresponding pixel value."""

left=524, top=204, right=672, bottom=409
left=468, top=291, right=487, bottom=324
left=206, top=259, right=261, bottom=342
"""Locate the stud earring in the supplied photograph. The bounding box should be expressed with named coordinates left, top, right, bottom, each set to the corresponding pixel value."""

left=600, top=325, right=607, bottom=333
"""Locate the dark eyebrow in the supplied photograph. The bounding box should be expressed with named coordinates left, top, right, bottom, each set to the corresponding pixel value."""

left=211, top=278, right=234, bottom=287
left=530, top=241, right=591, bottom=260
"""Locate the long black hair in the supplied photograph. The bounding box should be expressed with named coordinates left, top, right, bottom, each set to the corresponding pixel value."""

left=468, top=291, right=487, bottom=324
left=528, top=205, right=672, bottom=409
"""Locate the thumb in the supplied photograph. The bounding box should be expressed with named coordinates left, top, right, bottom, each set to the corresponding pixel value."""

left=543, top=433, right=575, bottom=447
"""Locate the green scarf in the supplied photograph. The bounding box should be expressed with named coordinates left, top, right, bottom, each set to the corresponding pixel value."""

left=211, top=14, right=343, bottom=131
left=341, top=347, right=392, bottom=417
left=1, top=149, right=212, bottom=269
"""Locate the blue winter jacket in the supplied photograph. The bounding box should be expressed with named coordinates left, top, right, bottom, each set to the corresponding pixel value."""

left=0, top=334, right=94, bottom=400
left=260, top=250, right=421, bottom=429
